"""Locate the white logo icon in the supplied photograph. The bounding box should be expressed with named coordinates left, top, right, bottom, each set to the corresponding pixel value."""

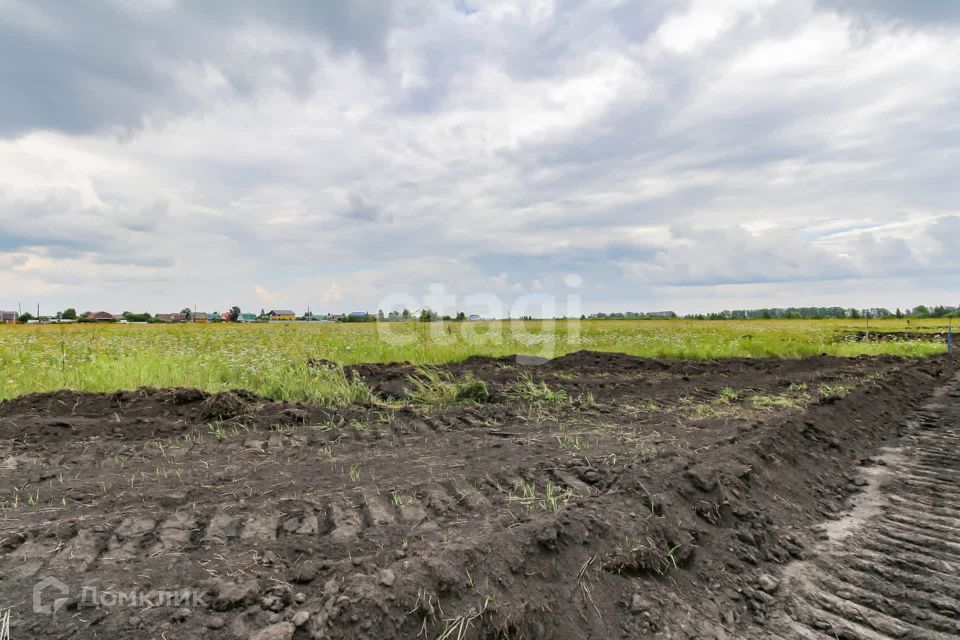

left=33, top=576, right=69, bottom=614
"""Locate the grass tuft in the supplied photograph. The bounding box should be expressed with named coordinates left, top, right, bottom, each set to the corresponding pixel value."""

left=507, top=373, right=568, bottom=405
left=406, top=367, right=489, bottom=407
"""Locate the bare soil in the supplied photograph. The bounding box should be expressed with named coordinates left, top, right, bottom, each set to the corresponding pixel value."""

left=0, top=351, right=956, bottom=639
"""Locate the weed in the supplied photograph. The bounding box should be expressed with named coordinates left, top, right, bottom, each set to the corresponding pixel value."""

left=507, top=373, right=568, bottom=405
left=406, top=367, right=489, bottom=406
left=817, top=381, right=856, bottom=398
left=749, top=394, right=802, bottom=410
left=434, top=597, right=492, bottom=640
left=717, top=386, right=739, bottom=403
left=603, top=537, right=683, bottom=575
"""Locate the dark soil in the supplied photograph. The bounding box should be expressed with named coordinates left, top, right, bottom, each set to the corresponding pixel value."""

left=0, top=351, right=956, bottom=639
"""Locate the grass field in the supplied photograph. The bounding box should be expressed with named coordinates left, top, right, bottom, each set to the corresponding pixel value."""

left=0, top=318, right=952, bottom=403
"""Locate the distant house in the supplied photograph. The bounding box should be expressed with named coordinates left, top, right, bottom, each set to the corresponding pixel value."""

left=155, top=313, right=188, bottom=323
left=468, top=314, right=481, bottom=321
left=193, top=312, right=209, bottom=324
left=324, top=313, right=343, bottom=322
left=0, top=311, right=16, bottom=324
left=88, top=311, right=117, bottom=322
left=239, top=313, right=259, bottom=322
left=349, top=311, right=369, bottom=318
left=220, top=312, right=232, bottom=321
left=268, top=310, right=296, bottom=321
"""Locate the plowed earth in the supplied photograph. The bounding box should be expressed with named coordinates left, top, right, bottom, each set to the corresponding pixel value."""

left=0, top=351, right=956, bottom=639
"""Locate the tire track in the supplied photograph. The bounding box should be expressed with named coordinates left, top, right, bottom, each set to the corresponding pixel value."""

left=758, top=374, right=960, bottom=639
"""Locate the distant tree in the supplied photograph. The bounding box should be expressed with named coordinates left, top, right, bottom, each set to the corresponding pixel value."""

left=419, top=309, right=435, bottom=322
left=849, top=308, right=861, bottom=319
left=229, top=306, right=241, bottom=322
left=18, top=312, right=33, bottom=323
left=455, top=311, right=466, bottom=321
left=123, top=311, right=152, bottom=323
left=61, top=308, right=77, bottom=320
left=895, top=308, right=903, bottom=318
left=401, top=308, right=411, bottom=321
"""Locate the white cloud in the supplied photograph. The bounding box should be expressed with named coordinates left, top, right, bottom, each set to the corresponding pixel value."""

left=0, top=0, right=958, bottom=315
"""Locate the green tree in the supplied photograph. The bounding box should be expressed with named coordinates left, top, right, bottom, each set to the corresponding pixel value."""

left=61, top=308, right=77, bottom=320
left=229, top=306, right=241, bottom=322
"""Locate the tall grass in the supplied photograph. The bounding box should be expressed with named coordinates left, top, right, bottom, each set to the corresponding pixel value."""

left=0, top=319, right=948, bottom=402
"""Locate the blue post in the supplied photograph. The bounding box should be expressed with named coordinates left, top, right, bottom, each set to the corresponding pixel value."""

left=949, top=322, right=953, bottom=354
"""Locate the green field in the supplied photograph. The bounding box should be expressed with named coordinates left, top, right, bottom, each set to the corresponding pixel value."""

left=0, top=319, right=951, bottom=403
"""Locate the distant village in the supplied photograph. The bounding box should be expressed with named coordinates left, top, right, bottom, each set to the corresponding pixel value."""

left=2, top=304, right=955, bottom=325
left=0, top=307, right=486, bottom=325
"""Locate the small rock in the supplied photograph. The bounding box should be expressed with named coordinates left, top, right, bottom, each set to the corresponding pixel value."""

left=206, top=616, right=225, bottom=629
left=294, top=592, right=306, bottom=604
left=536, top=525, right=558, bottom=550
left=292, top=610, right=310, bottom=627
left=757, top=575, right=780, bottom=594
left=213, top=579, right=259, bottom=611
left=322, top=578, right=339, bottom=596
left=581, top=469, right=602, bottom=484
left=252, top=621, right=295, bottom=640
left=261, top=595, right=287, bottom=612
left=171, top=607, right=191, bottom=622
left=379, top=568, right=396, bottom=587
left=290, top=561, right=321, bottom=584
left=631, top=594, right=653, bottom=613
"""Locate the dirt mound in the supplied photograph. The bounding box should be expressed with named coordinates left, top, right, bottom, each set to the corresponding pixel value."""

left=0, top=352, right=955, bottom=639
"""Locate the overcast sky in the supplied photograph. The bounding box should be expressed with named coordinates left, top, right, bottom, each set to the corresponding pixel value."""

left=1, top=0, right=958, bottom=316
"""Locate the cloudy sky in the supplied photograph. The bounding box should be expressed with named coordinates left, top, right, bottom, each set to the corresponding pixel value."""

left=1, top=0, right=958, bottom=316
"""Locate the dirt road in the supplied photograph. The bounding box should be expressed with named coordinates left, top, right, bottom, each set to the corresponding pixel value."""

left=751, top=372, right=960, bottom=639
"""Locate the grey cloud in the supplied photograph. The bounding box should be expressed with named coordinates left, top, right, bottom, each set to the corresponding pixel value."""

left=0, top=1, right=398, bottom=137
left=340, top=194, right=386, bottom=223
left=817, top=0, right=960, bottom=25
left=0, top=194, right=114, bottom=252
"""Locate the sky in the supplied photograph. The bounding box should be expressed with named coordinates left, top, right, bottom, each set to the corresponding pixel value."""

left=1, top=0, right=958, bottom=317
